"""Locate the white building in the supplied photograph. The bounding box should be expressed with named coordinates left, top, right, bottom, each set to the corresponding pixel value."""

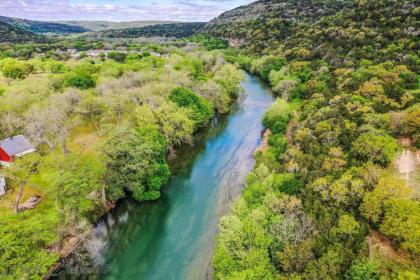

left=0, top=175, right=6, bottom=197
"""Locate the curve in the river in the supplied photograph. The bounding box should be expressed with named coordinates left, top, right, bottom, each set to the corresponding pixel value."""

left=58, top=73, right=274, bottom=280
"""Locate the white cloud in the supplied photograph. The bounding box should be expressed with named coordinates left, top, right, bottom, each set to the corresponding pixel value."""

left=0, top=0, right=254, bottom=22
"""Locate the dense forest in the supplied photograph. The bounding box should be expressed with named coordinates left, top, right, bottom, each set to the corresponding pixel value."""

left=0, top=40, right=243, bottom=279
left=101, top=22, right=207, bottom=39
left=210, top=0, right=420, bottom=279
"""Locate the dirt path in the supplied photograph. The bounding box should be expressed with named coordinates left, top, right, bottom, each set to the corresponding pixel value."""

left=394, top=138, right=420, bottom=198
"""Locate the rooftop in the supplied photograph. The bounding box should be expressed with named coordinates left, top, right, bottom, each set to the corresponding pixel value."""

left=0, top=135, right=35, bottom=157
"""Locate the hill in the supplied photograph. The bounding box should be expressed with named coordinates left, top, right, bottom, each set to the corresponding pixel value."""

left=210, top=1, right=420, bottom=279
left=205, top=0, right=353, bottom=50
left=101, top=22, right=206, bottom=38
left=205, top=0, right=418, bottom=65
left=0, top=16, right=88, bottom=34
left=0, top=21, right=44, bottom=43
left=59, top=20, right=178, bottom=32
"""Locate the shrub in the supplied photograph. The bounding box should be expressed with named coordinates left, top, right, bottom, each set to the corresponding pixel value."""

left=351, top=132, right=398, bottom=166
left=2, top=61, right=34, bottom=79
left=169, top=87, right=214, bottom=128
left=108, top=51, right=127, bottom=63
left=274, top=173, right=302, bottom=195
left=63, top=70, right=96, bottom=89
left=345, top=260, right=380, bottom=280
left=104, top=126, right=170, bottom=202
left=263, top=99, right=292, bottom=134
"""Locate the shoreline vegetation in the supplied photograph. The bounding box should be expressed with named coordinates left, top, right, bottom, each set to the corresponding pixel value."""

left=209, top=0, right=420, bottom=278
left=0, top=38, right=244, bottom=279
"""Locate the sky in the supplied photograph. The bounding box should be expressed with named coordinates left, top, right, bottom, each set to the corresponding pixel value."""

left=0, top=0, right=254, bottom=22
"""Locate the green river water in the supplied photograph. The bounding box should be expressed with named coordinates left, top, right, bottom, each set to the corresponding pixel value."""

left=56, top=73, right=273, bottom=280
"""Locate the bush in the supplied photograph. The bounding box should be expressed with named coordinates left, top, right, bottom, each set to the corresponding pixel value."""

left=274, top=173, right=302, bottom=195
left=263, top=99, right=292, bottom=134
left=104, top=126, right=170, bottom=202
left=108, top=51, right=127, bottom=63
left=345, top=260, right=380, bottom=280
left=2, top=60, right=34, bottom=79
left=63, top=70, right=96, bottom=89
left=251, top=56, right=287, bottom=81
left=351, top=132, right=398, bottom=166
left=169, top=87, right=214, bottom=128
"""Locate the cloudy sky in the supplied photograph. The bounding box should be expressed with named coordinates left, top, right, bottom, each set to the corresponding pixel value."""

left=0, top=0, right=254, bottom=22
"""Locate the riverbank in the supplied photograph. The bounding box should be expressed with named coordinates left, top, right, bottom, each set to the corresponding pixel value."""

left=52, top=73, right=274, bottom=279
left=0, top=46, right=247, bottom=280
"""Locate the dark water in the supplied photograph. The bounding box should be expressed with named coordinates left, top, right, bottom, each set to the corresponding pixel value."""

left=56, top=73, right=273, bottom=280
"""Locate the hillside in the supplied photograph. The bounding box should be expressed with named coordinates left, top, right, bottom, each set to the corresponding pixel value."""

left=205, top=0, right=418, bottom=64
left=0, top=16, right=88, bottom=34
left=211, top=0, right=420, bottom=279
left=101, top=22, right=206, bottom=38
left=0, top=21, right=44, bottom=43
left=59, top=20, right=178, bottom=32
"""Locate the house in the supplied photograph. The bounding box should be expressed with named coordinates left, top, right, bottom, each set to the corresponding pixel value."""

left=0, top=135, right=36, bottom=163
left=0, top=175, right=5, bottom=197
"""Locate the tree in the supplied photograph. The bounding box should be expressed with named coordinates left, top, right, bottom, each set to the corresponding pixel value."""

left=1, top=59, right=34, bottom=79
left=134, top=103, right=194, bottom=149
left=263, top=99, right=291, bottom=134
left=104, top=126, right=170, bottom=202
left=380, top=199, right=420, bottom=255
left=351, top=132, right=398, bottom=166
left=345, top=260, right=379, bottom=280
left=360, top=177, right=411, bottom=224
left=108, top=51, right=127, bottom=63
left=169, top=87, right=214, bottom=128
left=63, top=70, right=96, bottom=89
left=3, top=155, right=39, bottom=213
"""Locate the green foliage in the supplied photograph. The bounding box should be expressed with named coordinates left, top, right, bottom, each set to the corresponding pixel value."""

left=251, top=56, right=287, bottom=82
left=380, top=199, right=420, bottom=255
left=0, top=208, right=59, bottom=280
left=63, top=70, right=96, bottom=89
left=0, top=43, right=244, bottom=279
left=108, top=51, right=127, bottom=63
left=1, top=59, right=34, bottom=79
left=189, top=35, right=228, bottom=50
left=102, top=22, right=206, bottom=38
left=263, top=99, right=291, bottom=134
left=104, top=126, right=170, bottom=202
left=351, top=132, right=398, bottom=166
left=169, top=86, right=214, bottom=128
left=360, top=177, right=411, bottom=224
left=273, top=173, right=301, bottom=195
left=345, top=260, right=380, bottom=280
left=212, top=1, right=420, bottom=279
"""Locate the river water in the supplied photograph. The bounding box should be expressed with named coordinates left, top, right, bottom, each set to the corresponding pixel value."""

left=56, top=73, right=273, bottom=280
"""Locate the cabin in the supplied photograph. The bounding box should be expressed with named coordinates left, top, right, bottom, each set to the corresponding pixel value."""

left=0, top=135, right=36, bottom=164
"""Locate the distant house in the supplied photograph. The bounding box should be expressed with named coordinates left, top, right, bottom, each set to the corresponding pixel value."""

left=0, top=135, right=36, bottom=163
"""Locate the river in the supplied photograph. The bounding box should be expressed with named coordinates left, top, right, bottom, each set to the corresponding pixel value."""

left=55, top=73, right=274, bottom=280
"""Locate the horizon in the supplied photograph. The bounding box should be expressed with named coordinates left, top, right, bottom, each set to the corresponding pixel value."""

left=0, top=0, right=254, bottom=22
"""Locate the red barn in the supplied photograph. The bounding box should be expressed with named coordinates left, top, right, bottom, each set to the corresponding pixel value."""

left=0, top=135, right=36, bottom=163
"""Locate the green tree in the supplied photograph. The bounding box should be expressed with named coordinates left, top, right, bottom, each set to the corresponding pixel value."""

left=104, top=126, right=170, bottom=202
left=63, top=70, right=96, bottom=89
left=380, top=199, right=420, bottom=255
left=169, top=87, right=214, bottom=128
left=351, top=132, right=398, bottom=166
left=345, top=260, right=380, bottom=280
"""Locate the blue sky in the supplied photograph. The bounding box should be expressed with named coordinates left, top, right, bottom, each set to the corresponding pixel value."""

left=0, top=0, right=254, bottom=22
